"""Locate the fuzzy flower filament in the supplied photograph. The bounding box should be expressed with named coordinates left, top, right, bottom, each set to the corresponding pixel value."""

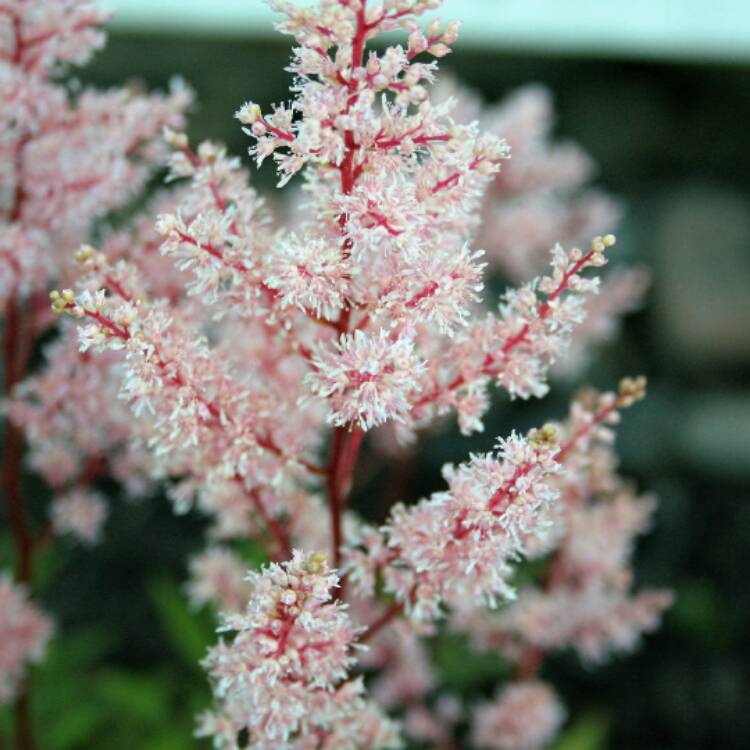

left=199, top=551, right=400, bottom=749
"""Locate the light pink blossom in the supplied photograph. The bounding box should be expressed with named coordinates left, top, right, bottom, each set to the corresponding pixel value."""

left=187, top=547, right=253, bottom=614
left=472, top=680, right=565, bottom=750
left=199, top=551, right=400, bottom=749
left=0, top=574, right=53, bottom=704
left=41, top=1, right=672, bottom=746
left=452, top=380, right=672, bottom=665
left=306, top=329, right=426, bottom=429
left=361, top=425, right=562, bottom=621
left=50, top=488, right=108, bottom=544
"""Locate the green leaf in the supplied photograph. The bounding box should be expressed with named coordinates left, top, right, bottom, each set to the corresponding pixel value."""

left=142, top=728, right=198, bottom=750
left=551, top=712, right=610, bottom=750
left=671, top=580, right=726, bottom=643
left=42, top=702, right=104, bottom=750
left=96, top=670, right=169, bottom=725
left=233, top=537, right=270, bottom=571
left=432, top=633, right=511, bottom=691
left=148, top=578, right=215, bottom=668
left=40, top=626, right=116, bottom=675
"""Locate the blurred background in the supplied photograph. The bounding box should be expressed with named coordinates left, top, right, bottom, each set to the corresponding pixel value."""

left=5, top=1, right=750, bottom=748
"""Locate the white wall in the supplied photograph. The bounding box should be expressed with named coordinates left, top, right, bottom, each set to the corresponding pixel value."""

left=107, top=0, right=750, bottom=63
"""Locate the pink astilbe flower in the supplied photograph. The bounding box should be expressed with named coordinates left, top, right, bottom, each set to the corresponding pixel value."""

left=0, top=574, right=53, bottom=704
left=306, top=329, right=426, bottom=429
left=1, top=0, right=188, bottom=306
left=452, top=379, right=672, bottom=665
left=373, top=425, right=561, bottom=621
left=56, top=259, right=323, bottom=526
left=432, top=79, right=646, bottom=375
left=471, top=680, right=565, bottom=750
left=266, top=234, right=351, bottom=320
left=409, top=236, right=614, bottom=438
left=198, top=551, right=400, bottom=749
left=187, top=547, right=253, bottom=615
left=1, top=7, right=189, bottom=737
left=50, top=487, right=108, bottom=545
left=474, top=85, right=650, bottom=374
left=8, top=325, right=151, bottom=493
left=0, top=1, right=108, bottom=75
left=155, top=141, right=274, bottom=319
left=476, top=85, right=621, bottom=282
left=7, top=205, right=200, bottom=502
left=499, top=585, right=672, bottom=665
left=47, top=0, right=672, bottom=746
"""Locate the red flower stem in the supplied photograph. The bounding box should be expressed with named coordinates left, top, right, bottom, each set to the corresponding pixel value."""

left=247, top=487, right=293, bottom=561
left=259, top=118, right=294, bottom=142
left=2, top=297, right=38, bottom=750
left=413, top=247, right=598, bottom=413
left=555, top=397, right=620, bottom=464
left=83, top=309, right=131, bottom=340
left=513, top=647, right=544, bottom=680
left=375, top=132, right=451, bottom=150
left=326, top=1, right=369, bottom=578
left=511, top=390, right=628, bottom=683
left=3, top=27, right=40, bottom=738
left=13, top=692, right=34, bottom=750
left=359, top=600, right=404, bottom=643
left=103, top=275, right=132, bottom=302
left=2, top=420, right=32, bottom=583
left=327, top=426, right=347, bottom=570
left=327, top=426, right=364, bottom=598
left=3, top=297, right=33, bottom=584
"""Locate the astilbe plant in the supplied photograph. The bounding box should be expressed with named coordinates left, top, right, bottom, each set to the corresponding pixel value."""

left=466, top=83, right=651, bottom=375
left=0, top=0, right=188, bottom=744
left=418, top=78, right=649, bottom=380
left=1, top=0, right=672, bottom=748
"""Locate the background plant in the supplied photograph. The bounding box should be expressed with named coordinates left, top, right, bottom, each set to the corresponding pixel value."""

left=7, top=1, right=740, bottom=750
left=0, top=1, right=187, bottom=747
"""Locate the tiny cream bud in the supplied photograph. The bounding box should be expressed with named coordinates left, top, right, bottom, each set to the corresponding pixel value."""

left=75, top=244, right=95, bottom=263
left=163, top=126, right=188, bottom=149
left=427, top=42, right=451, bottom=58
left=236, top=101, right=262, bottom=125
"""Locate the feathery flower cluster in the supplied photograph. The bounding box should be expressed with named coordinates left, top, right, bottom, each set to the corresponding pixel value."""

left=1, top=0, right=188, bottom=305
left=13, top=0, right=672, bottom=748
left=430, top=79, right=648, bottom=375
left=198, top=551, right=399, bottom=749
left=452, top=380, right=672, bottom=667
left=2, top=0, right=189, bottom=528
left=1, top=0, right=188, bottom=727
left=478, top=86, right=650, bottom=374
left=0, top=574, right=53, bottom=704
left=50, top=488, right=108, bottom=545
left=474, top=85, right=621, bottom=282
left=8, top=327, right=151, bottom=494
left=306, top=330, right=426, bottom=429
left=471, top=680, right=565, bottom=750
left=187, top=546, right=253, bottom=615
left=365, top=425, right=562, bottom=621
